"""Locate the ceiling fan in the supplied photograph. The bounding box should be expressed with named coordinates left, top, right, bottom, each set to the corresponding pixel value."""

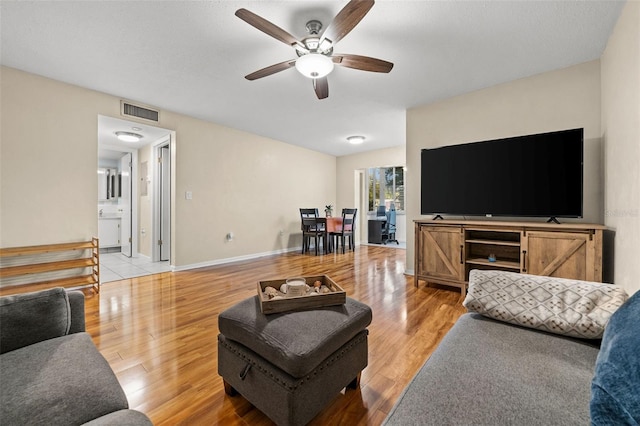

left=235, top=0, right=393, bottom=100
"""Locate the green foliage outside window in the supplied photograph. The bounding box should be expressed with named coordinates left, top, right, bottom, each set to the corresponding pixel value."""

left=367, top=166, right=404, bottom=212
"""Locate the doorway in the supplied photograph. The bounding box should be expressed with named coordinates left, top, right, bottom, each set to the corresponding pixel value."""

left=97, top=148, right=137, bottom=257
left=97, top=115, right=174, bottom=283
left=355, top=169, right=366, bottom=244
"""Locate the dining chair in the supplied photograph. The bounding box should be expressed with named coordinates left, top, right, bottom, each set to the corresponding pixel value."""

left=299, top=209, right=326, bottom=255
left=333, top=208, right=357, bottom=254
left=299, top=208, right=316, bottom=253
left=301, top=217, right=327, bottom=255
left=300, top=208, right=318, bottom=219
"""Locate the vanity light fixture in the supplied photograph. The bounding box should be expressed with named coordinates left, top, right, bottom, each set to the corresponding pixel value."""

left=347, top=135, right=365, bottom=145
left=115, top=131, right=143, bottom=143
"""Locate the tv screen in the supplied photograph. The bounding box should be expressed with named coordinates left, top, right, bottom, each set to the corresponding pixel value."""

left=420, top=128, right=583, bottom=219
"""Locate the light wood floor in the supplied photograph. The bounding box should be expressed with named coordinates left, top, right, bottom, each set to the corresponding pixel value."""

left=83, top=245, right=466, bottom=425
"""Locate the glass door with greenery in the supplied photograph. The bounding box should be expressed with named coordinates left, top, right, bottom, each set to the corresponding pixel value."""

left=367, top=166, right=404, bottom=212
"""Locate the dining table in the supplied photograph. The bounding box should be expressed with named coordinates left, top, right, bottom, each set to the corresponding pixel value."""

left=302, top=216, right=343, bottom=254
left=323, top=217, right=343, bottom=253
left=324, top=217, right=343, bottom=233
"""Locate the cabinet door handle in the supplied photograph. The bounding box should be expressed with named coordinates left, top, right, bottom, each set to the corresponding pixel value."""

left=522, top=250, right=527, bottom=273
left=460, top=245, right=464, bottom=264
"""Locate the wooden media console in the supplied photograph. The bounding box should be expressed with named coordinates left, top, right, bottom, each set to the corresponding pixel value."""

left=415, top=220, right=606, bottom=296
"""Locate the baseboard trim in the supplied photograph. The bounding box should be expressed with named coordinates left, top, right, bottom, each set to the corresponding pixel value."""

left=172, top=246, right=302, bottom=272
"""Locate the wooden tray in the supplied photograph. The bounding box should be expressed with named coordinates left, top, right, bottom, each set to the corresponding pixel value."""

left=257, top=275, right=346, bottom=314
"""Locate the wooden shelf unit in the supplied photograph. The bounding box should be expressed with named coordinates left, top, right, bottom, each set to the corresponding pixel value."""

left=464, top=239, right=521, bottom=246
left=415, top=220, right=606, bottom=296
left=0, top=238, right=100, bottom=296
left=466, top=258, right=521, bottom=269
left=464, top=228, right=523, bottom=275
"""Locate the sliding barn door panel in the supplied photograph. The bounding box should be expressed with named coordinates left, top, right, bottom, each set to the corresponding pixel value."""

left=525, top=231, right=599, bottom=281
left=417, top=225, right=464, bottom=281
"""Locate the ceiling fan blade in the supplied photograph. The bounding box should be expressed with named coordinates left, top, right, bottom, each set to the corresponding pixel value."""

left=313, top=77, right=329, bottom=99
left=320, top=0, right=375, bottom=45
left=236, top=8, right=302, bottom=48
left=333, top=54, right=393, bottom=73
left=245, top=59, right=297, bottom=81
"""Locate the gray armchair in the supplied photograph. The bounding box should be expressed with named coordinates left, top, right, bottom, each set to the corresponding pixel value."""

left=0, top=287, right=152, bottom=425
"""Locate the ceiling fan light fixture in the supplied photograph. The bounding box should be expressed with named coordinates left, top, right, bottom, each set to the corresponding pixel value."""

left=295, top=54, right=334, bottom=79
left=115, top=131, right=143, bottom=143
left=347, top=135, right=365, bottom=145
left=318, top=38, right=333, bottom=52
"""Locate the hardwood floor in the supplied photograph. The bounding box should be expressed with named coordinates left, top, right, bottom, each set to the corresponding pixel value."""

left=83, top=245, right=466, bottom=425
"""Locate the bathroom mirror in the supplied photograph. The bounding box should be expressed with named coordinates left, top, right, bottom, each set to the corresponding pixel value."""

left=98, top=168, right=120, bottom=200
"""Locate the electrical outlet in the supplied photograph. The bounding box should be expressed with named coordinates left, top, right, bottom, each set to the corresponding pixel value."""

left=185, top=191, right=192, bottom=200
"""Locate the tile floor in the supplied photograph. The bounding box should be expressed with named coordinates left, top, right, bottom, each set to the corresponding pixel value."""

left=99, top=252, right=171, bottom=283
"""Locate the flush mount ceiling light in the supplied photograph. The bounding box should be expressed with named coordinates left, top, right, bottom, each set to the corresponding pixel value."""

left=295, top=53, right=334, bottom=79
left=115, top=131, right=143, bottom=143
left=347, top=135, right=365, bottom=145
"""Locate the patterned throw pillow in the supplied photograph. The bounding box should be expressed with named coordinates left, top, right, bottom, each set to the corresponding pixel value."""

left=463, top=270, right=628, bottom=339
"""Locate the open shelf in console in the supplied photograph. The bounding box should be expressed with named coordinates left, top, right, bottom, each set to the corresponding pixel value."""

left=464, top=229, right=522, bottom=278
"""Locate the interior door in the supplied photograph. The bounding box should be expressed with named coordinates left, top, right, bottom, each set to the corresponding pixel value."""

left=159, top=145, right=171, bottom=261
left=120, top=153, right=132, bottom=257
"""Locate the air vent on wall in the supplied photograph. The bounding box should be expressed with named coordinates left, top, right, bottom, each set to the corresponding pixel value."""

left=120, top=100, right=160, bottom=123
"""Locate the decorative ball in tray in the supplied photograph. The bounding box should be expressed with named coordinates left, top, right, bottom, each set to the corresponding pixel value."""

left=257, top=275, right=346, bottom=314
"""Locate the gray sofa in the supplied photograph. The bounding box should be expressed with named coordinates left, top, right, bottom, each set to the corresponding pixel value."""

left=0, top=287, right=152, bottom=426
left=384, top=270, right=634, bottom=425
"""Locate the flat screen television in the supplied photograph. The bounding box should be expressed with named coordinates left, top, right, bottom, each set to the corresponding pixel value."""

left=420, top=128, right=584, bottom=219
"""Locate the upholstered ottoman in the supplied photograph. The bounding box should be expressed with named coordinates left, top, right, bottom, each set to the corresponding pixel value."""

left=218, top=296, right=372, bottom=426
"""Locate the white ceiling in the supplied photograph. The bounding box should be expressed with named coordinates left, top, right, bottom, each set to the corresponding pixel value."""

left=0, top=1, right=625, bottom=157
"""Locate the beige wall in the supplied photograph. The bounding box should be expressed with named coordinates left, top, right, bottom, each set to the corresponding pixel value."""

left=1, top=68, right=107, bottom=246
left=406, top=60, right=602, bottom=274
left=166, top=114, right=335, bottom=267
left=336, top=146, right=406, bottom=242
left=601, top=0, right=640, bottom=294
left=0, top=66, right=336, bottom=269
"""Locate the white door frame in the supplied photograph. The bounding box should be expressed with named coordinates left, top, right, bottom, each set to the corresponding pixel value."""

left=355, top=169, right=366, bottom=244
left=151, top=135, right=172, bottom=262
left=120, top=153, right=133, bottom=257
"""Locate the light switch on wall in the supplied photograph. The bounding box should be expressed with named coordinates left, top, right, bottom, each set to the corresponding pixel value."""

left=185, top=191, right=192, bottom=200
